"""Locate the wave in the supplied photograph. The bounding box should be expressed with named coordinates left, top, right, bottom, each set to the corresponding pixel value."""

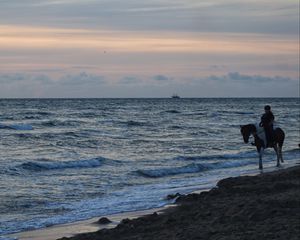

left=13, top=133, right=36, bottom=140
left=120, top=120, right=149, bottom=127
left=165, top=110, right=181, bottom=114
left=23, top=111, right=51, bottom=116
left=138, top=149, right=300, bottom=178
left=219, top=110, right=254, bottom=115
left=0, top=123, right=33, bottom=130
left=138, top=163, right=207, bottom=178
left=168, top=125, right=184, bottom=130
left=232, top=111, right=254, bottom=115
left=0, top=237, right=18, bottom=240
left=137, top=160, right=255, bottom=178
left=18, top=157, right=107, bottom=171
left=281, top=148, right=300, bottom=160
left=40, top=120, right=83, bottom=127
left=183, top=112, right=205, bottom=116
left=77, top=112, right=101, bottom=118
left=174, top=151, right=257, bottom=161
left=22, top=111, right=52, bottom=120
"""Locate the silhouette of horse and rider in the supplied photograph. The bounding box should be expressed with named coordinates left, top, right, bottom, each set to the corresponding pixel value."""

left=240, top=105, right=285, bottom=170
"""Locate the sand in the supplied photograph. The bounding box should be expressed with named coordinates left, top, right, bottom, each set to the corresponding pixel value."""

left=7, top=207, right=176, bottom=240
left=54, top=165, right=300, bottom=240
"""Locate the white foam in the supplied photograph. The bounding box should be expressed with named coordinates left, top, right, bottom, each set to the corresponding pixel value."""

left=20, top=157, right=107, bottom=171
left=138, top=159, right=257, bottom=178
left=138, top=163, right=204, bottom=178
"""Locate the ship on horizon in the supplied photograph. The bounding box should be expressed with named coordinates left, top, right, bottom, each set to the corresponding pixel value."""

left=171, top=94, right=180, bottom=99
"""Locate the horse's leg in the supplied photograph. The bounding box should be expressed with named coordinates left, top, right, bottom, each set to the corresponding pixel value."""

left=277, top=129, right=285, bottom=163
left=279, top=146, right=284, bottom=163
left=273, top=145, right=280, bottom=167
left=257, top=145, right=263, bottom=170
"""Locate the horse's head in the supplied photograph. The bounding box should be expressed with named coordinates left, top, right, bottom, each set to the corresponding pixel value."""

left=240, top=125, right=251, bottom=144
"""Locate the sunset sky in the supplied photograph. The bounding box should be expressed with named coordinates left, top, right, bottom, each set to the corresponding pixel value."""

left=0, top=0, right=299, bottom=98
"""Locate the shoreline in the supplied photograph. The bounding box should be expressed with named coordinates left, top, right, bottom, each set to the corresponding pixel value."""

left=59, top=165, right=300, bottom=240
left=7, top=205, right=177, bottom=240
left=7, top=163, right=300, bottom=240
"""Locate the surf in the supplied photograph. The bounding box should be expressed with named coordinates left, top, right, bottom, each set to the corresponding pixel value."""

left=137, top=159, right=256, bottom=178
left=18, top=157, right=108, bottom=171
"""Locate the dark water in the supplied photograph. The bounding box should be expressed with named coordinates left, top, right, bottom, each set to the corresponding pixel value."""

left=0, top=98, right=299, bottom=237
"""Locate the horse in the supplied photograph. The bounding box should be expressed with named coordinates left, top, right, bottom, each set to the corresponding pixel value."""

left=240, top=124, right=285, bottom=170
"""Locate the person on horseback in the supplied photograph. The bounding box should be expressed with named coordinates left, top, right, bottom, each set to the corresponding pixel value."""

left=259, top=105, right=274, bottom=147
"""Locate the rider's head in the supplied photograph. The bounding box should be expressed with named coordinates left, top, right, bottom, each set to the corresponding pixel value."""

left=264, top=105, right=271, bottom=112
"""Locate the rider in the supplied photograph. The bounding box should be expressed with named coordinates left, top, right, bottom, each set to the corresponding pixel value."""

left=259, top=105, right=274, bottom=147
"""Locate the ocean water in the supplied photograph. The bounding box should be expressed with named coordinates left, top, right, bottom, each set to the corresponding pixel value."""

left=0, top=98, right=299, bottom=237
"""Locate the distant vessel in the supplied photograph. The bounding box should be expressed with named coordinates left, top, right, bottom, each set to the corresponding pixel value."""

left=171, top=94, right=180, bottom=99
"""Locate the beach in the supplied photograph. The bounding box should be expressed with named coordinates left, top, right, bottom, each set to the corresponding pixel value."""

left=54, top=165, right=300, bottom=240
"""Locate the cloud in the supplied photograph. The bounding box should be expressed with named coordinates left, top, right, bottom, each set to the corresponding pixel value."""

left=209, top=65, right=226, bottom=70
left=59, top=72, right=106, bottom=85
left=0, top=73, right=28, bottom=83
left=119, top=74, right=173, bottom=85
left=207, top=72, right=294, bottom=84
left=119, top=76, right=140, bottom=84
left=32, top=74, right=53, bottom=84
left=28, top=68, right=66, bottom=73
left=0, top=1, right=298, bottom=34
left=153, top=75, right=170, bottom=81
left=33, top=0, right=97, bottom=6
left=0, top=72, right=106, bottom=86
left=0, top=71, right=298, bottom=98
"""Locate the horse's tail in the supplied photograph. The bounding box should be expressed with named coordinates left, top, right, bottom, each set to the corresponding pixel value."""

left=274, top=127, right=285, bottom=148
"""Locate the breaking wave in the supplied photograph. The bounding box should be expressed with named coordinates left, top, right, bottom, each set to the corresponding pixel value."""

left=18, top=157, right=107, bottom=171
left=174, top=151, right=257, bottom=161
left=137, top=160, right=255, bottom=178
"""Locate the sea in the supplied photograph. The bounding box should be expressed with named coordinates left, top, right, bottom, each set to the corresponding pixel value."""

left=0, top=98, right=299, bottom=238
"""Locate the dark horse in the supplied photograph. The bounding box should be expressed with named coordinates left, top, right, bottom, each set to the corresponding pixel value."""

left=240, top=124, right=285, bottom=170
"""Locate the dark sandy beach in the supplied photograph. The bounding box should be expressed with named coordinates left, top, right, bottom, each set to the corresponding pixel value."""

left=58, top=166, right=300, bottom=240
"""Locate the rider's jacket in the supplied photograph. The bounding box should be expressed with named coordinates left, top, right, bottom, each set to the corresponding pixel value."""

left=260, top=111, right=274, bottom=127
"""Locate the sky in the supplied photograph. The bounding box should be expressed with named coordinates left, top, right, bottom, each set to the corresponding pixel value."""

left=0, top=0, right=299, bottom=98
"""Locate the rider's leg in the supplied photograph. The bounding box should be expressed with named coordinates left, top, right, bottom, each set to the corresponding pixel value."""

left=264, top=127, right=271, bottom=147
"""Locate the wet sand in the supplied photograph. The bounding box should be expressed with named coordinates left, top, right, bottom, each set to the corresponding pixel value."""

left=56, top=165, right=300, bottom=240
left=7, top=207, right=176, bottom=240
